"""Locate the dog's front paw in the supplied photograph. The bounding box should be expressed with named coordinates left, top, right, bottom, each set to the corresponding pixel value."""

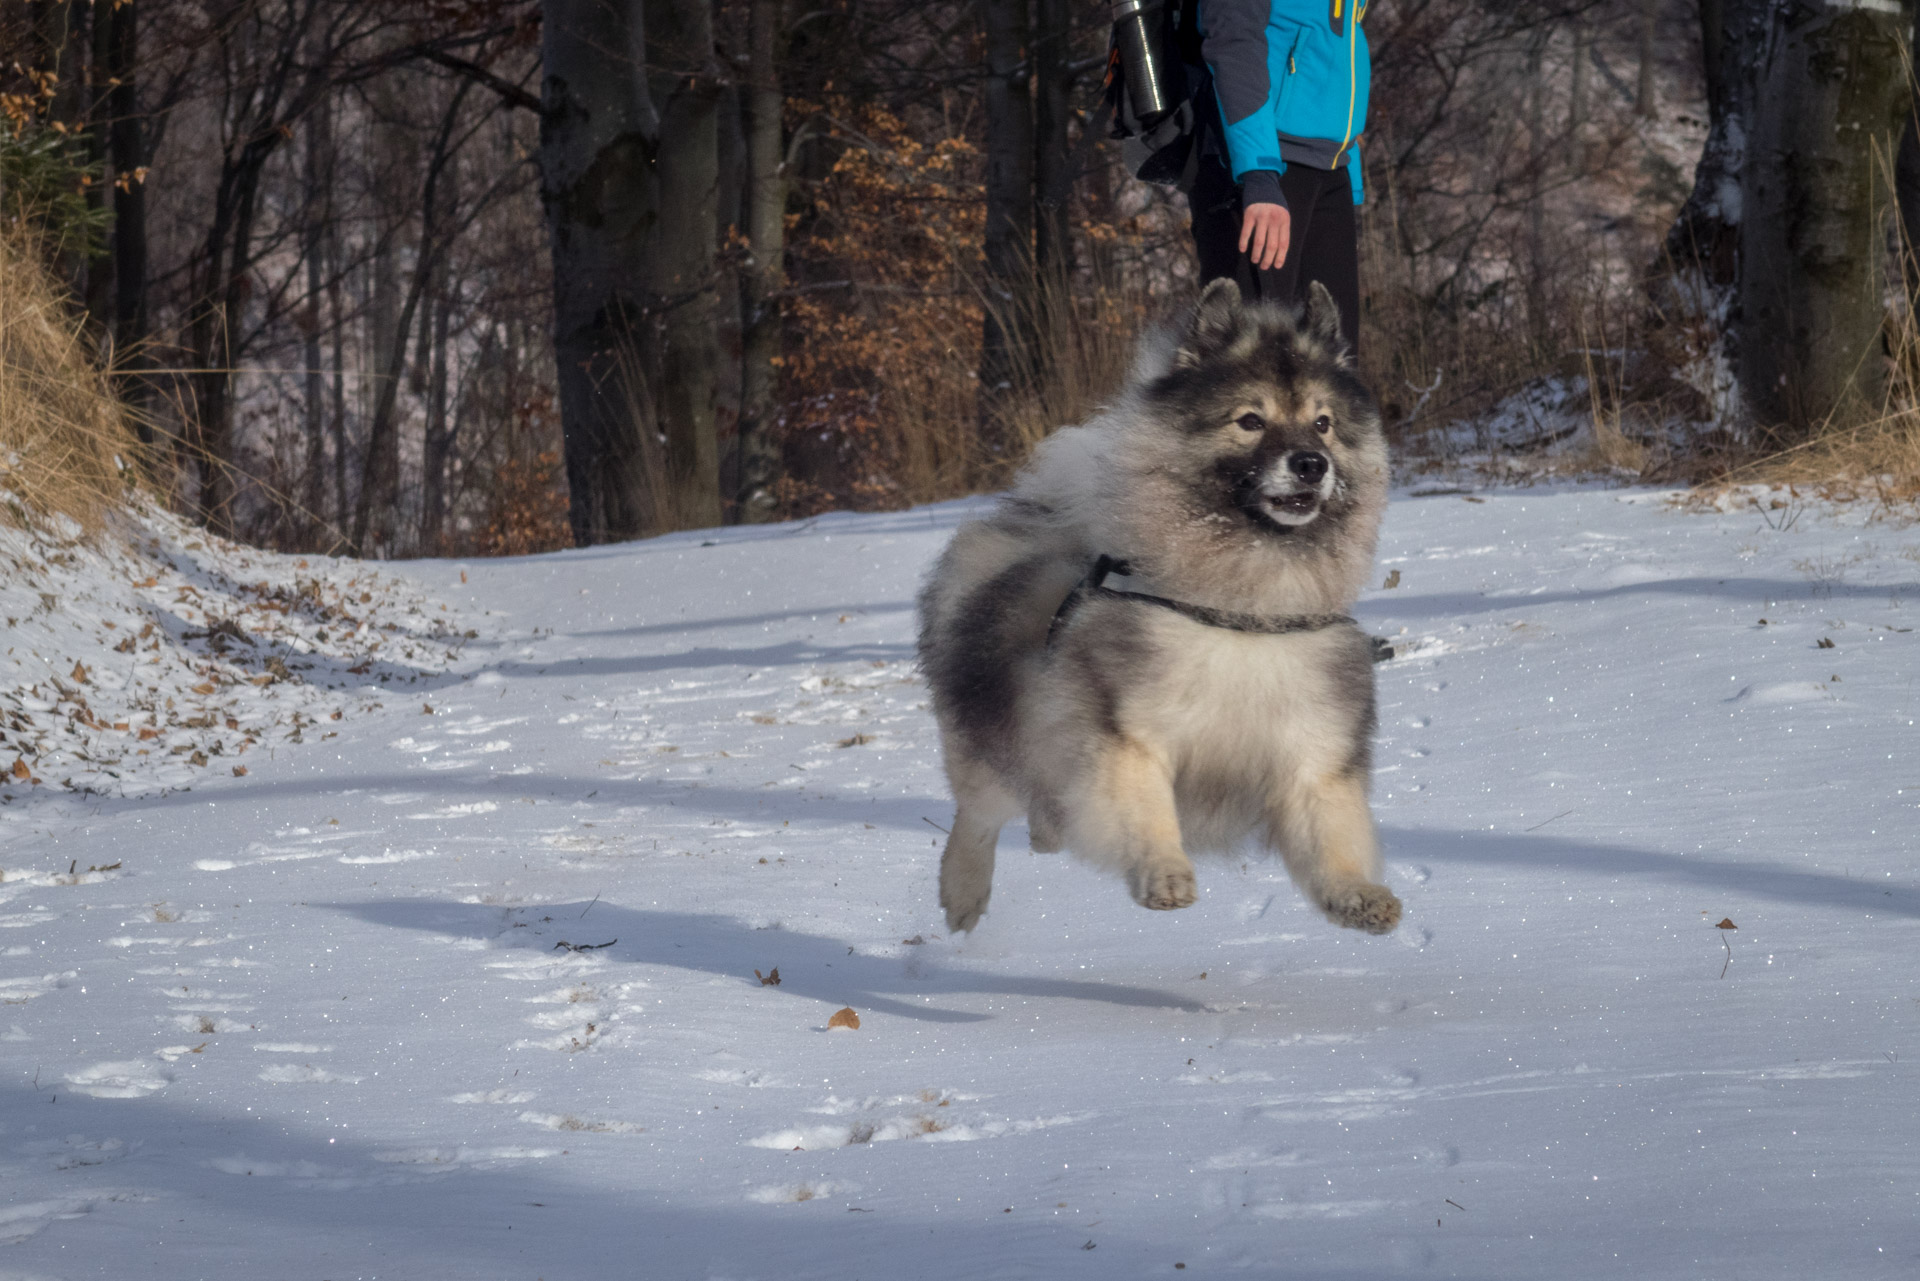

left=942, top=885, right=989, bottom=934
left=1132, top=859, right=1198, bottom=911
left=1321, top=882, right=1401, bottom=934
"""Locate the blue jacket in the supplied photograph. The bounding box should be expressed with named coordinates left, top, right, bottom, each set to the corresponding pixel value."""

left=1200, top=0, right=1370, bottom=208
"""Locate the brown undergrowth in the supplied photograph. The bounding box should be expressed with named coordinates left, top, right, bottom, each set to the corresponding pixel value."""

left=0, top=231, right=146, bottom=532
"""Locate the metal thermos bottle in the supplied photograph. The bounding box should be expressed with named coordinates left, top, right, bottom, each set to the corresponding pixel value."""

left=1111, top=0, right=1172, bottom=125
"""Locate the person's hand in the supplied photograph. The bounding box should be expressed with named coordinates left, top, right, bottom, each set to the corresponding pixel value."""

left=1239, top=202, right=1290, bottom=271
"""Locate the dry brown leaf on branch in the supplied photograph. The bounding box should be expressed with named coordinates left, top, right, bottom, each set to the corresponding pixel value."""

left=826, top=1007, right=860, bottom=1030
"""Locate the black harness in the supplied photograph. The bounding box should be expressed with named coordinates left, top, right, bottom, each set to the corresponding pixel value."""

left=1046, top=554, right=1357, bottom=649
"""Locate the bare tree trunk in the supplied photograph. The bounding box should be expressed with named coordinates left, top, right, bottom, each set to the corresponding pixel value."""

left=539, top=0, right=660, bottom=546
left=419, top=156, right=458, bottom=553
left=1895, top=4, right=1920, bottom=297
left=714, top=59, right=745, bottom=518
left=102, top=0, right=151, bottom=437
left=328, top=173, right=350, bottom=539
left=1525, top=30, right=1547, bottom=345
left=1566, top=19, right=1589, bottom=136
left=1660, top=0, right=1760, bottom=297
left=186, top=144, right=269, bottom=536
left=736, top=0, right=786, bottom=521
left=1635, top=0, right=1659, bottom=119
left=353, top=79, right=472, bottom=555
left=646, top=0, right=723, bottom=529
left=301, top=92, right=331, bottom=541
left=1736, top=0, right=1913, bottom=435
left=979, top=0, right=1034, bottom=435
left=356, top=80, right=411, bottom=555
left=83, top=1, right=112, bottom=326
left=1031, top=0, right=1072, bottom=280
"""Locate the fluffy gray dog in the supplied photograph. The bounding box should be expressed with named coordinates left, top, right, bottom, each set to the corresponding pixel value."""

left=916, top=278, right=1400, bottom=937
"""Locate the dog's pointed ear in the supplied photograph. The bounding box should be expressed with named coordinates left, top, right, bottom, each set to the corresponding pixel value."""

left=1177, top=278, right=1244, bottom=367
left=1303, top=281, right=1344, bottom=351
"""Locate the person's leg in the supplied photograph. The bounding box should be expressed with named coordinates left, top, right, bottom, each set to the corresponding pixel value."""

left=1259, top=166, right=1319, bottom=307
left=1189, top=160, right=1359, bottom=349
left=1296, top=166, right=1360, bottom=355
left=1187, top=156, right=1250, bottom=288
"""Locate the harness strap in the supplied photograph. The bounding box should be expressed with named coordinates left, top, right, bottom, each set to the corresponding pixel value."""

left=1046, top=554, right=1356, bottom=649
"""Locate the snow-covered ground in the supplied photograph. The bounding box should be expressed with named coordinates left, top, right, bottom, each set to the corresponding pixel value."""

left=1, top=485, right=1915, bottom=1279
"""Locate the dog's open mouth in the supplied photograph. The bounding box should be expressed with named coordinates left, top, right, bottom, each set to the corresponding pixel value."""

left=1252, top=488, right=1322, bottom=526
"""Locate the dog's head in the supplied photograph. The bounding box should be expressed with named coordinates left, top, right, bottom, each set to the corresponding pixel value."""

left=1138, top=278, right=1384, bottom=540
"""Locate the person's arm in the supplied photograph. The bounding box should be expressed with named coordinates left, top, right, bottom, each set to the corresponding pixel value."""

left=1202, top=0, right=1291, bottom=269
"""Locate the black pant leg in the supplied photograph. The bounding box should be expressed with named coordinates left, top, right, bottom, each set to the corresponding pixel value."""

left=1187, top=160, right=1361, bottom=358
left=1298, top=167, right=1360, bottom=355
left=1188, top=158, right=1251, bottom=289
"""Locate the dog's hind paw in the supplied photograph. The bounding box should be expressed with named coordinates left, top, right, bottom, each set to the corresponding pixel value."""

left=1132, top=860, right=1198, bottom=911
left=1321, top=882, right=1402, bottom=934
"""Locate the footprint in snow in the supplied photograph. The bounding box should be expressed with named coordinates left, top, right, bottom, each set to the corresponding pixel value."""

left=448, top=1088, right=538, bottom=1105
left=63, top=1061, right=171, bottom=1098
left=0, top=1195, right=99, bottom=1244
left=258, top=1063, right=363, bottom=1084
left=748, top=1180, right=856, bottom=1204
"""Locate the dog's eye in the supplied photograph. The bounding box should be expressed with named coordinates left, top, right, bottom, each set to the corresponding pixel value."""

left=1314, top=414, right=1333, bottom=434
left=1236, top=413, right=1265, bottom=433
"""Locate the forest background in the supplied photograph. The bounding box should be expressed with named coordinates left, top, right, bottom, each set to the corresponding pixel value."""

left=4, top=0, right=1919, bottom=557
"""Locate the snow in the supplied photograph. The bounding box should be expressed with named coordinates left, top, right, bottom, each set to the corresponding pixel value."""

left=0, top=501, right=472, bottom=798
left=1, top=486, right=1916, bottom=1278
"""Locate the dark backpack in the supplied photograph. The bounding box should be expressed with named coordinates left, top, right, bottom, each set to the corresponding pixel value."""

left=1104, top=0, right=1207, bottom=189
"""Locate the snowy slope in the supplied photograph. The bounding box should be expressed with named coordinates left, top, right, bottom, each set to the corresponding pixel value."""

left=0, top=486, right=1915, bottom=1280
left=0, top=502, right=471, bottom=799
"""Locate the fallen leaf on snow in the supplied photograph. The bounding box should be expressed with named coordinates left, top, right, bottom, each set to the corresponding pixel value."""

left=826, top=1007, right=860, bottom=1030
left=756, top=968, right=781, bottom=987
left=1715, top=918, right=1737, bottom=930
left=836, top=733, right=874, bottom=748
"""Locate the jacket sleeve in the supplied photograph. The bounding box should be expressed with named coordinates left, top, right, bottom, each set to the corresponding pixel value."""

left=1201, top=0, right=1284, bottom=186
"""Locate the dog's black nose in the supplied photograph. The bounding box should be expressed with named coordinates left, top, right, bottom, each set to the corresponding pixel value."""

left=1288, top=451, right=1329, bottom=484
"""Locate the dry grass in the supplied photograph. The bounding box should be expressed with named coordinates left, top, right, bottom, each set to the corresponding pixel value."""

left=795, top=257, right=1151, bottom=514
left=1703, top=250, right=1920, bottom=513
left=979, top=262, right=1152, bottom=485
left=0, top=232, right=145, bottom=532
